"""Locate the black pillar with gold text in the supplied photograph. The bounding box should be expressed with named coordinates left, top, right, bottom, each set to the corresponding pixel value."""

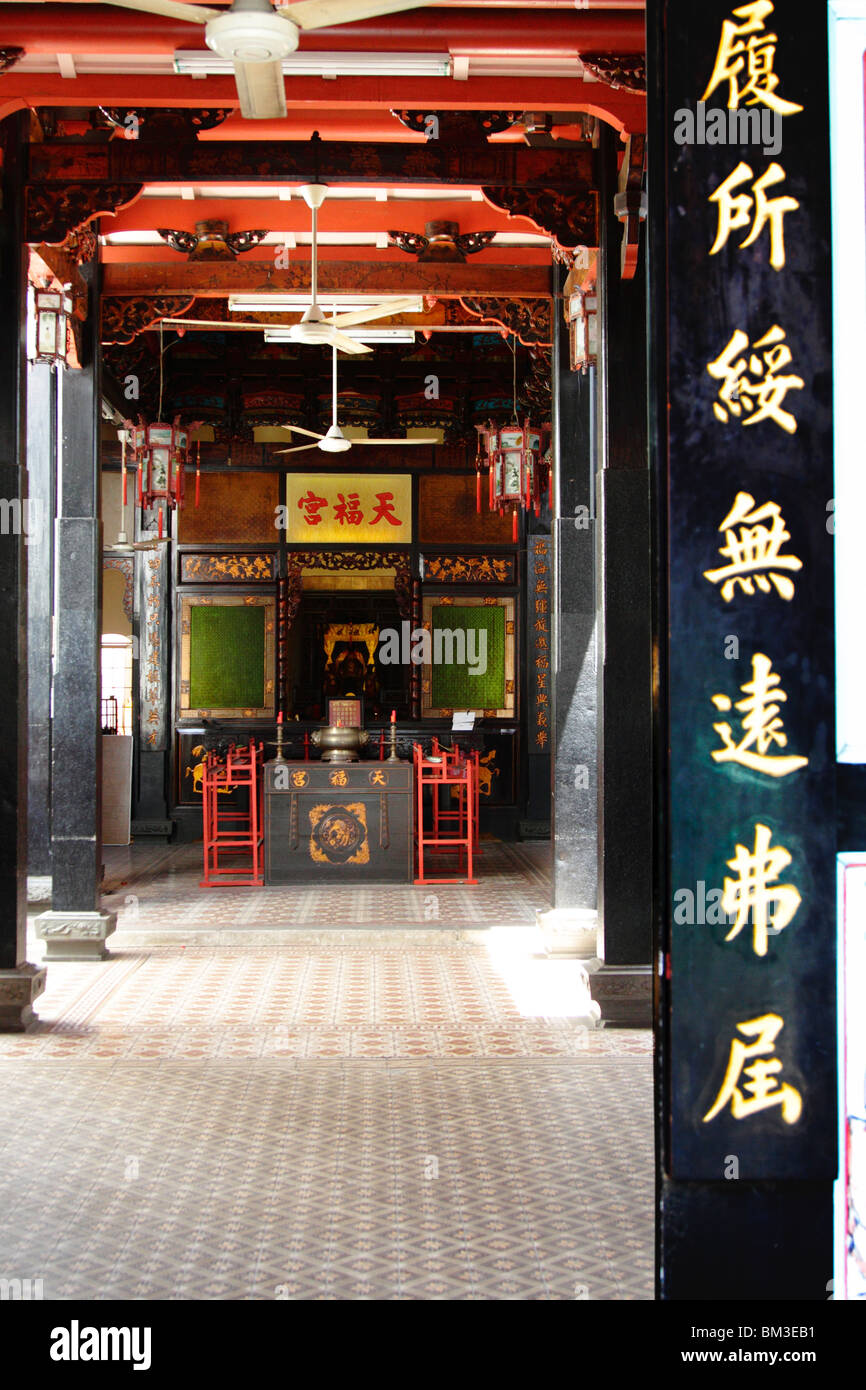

left=649, top=0, right=836, bottom=1297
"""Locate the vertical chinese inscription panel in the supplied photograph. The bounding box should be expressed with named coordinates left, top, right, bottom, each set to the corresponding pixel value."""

left=661, top=0, right=835, bottom=1179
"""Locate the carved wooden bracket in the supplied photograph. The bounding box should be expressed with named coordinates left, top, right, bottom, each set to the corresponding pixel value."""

left=482, top=185, right=598, bottom=254
left=26, top=182, right=145, bottom=246
left=580, top=53, right=646, bottom=93
left=102, top=296, right=196, bottom=346
left=388, top=221, right=496, bottom=263
left=0, top=47, right=24, bottom=73
left=457, top=296, right=552, bottom=347
left=157, top=220, right=269, bottom=261
left=97, top=107, right=232, bottom=141
left=522, top=345, right=552, bottom=415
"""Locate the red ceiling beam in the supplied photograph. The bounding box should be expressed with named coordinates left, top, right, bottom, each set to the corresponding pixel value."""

left=106, top=196, right=540, bottom=234
left=99, top=244, right=553, bottom=265
left=0, top=73, right=644, bottom=134
left=0, top=6, right=645, bottom=54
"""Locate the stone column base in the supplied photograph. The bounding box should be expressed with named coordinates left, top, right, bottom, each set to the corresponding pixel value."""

left=536, top=906, right=598, bottom=958
left=27, top=876, right=52, bottom=904
left=0, top=964, right=47, bottom=1031
left=34, top=910, right=117, bottom=961
left=584, top=960, right=653, bottom=1027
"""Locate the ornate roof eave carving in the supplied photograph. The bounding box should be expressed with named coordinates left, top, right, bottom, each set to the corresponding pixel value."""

left=102, top=296, right=196, bottom=346
left=26, top=182, right=145, bottom=246
left=455, top=297, right=552, bottom=348
left=481, top=185, right=598, bottom=257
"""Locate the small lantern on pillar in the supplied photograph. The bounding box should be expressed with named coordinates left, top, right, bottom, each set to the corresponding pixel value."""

left=33, top=288, right=71, bottom=367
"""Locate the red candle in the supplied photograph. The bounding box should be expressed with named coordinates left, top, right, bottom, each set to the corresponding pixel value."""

left=512, top=509, right=518, bottom=542
left=277, top=711, right=283, bottom=725
left=158, top=506, right=163, bottom=539
left=391, top=709, right=396, bottom=723
left=476, top=470, right=481, bottom=514
left=137, top=455, right=143, bottom=505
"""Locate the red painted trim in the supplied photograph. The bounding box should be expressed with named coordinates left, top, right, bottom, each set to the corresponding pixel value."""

left=0, top=6, right=645, bottom=55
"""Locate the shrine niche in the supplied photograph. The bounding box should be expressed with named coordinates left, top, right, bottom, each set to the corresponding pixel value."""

left=283, top=553, right=411, bottom=722
left=178, top=595, right=275, bottom=721
left=322, top=624, right=381, bottom=705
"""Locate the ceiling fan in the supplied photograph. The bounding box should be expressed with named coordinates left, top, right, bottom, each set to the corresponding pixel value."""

left=163, top=183, right=426, bottom=354
left=276, top=337, right=439, bottom=454
left=283, top=184, right=424, bottom=354
left=99, top=0, right=431, bottom=119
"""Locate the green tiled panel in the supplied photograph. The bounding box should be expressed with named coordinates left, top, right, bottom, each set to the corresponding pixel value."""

left=189, top=605, right=265, bottom=709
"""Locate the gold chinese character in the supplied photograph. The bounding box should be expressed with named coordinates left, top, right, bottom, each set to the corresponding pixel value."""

left=711, top=653, right=808, bottom=777
left=291, top=769, right=308, bottom=788
left=704, top=491, right=802, bottom=602
left=702, top=1, right=803, bottom=115
left=369, top=770, right=387, bottom=787
left=707, top=325, right=803, bottom=433
left=329, top=769, right=349, bottom=787
left=704, top=1013, right=802, bottom=1124
left=720, top=821, right=800, bottom=956
left=709, top=162, right=798, bottom=270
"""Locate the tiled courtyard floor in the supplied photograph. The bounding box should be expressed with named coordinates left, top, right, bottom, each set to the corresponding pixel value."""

left=0, top=843, right=654, bottom=1300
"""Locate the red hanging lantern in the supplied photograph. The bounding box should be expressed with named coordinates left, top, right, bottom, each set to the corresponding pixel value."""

left=126, top=416, right=189, bottom=515
left=478, top=416, right=548, bottom=527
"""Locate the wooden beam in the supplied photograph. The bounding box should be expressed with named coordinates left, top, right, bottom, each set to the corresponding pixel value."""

left=102, top=261, right=553, bottom=298
left=28, top=138, right=594, bottom=191
left=2, top=76, right=644, bottom=136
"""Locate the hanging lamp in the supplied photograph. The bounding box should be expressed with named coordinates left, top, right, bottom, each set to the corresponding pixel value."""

left=476, top=340, right=547, bottom=541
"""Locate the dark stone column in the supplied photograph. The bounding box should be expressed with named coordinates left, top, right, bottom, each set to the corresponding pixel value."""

left=538, top=272, right=601, bottom=999
left=26, top=362, right=56, bottom=900
left=586, top=125, right=653, bottom=1024
left=0, top=113, right=47, bottom=1027
left=35, top=251, right=116, bottom=960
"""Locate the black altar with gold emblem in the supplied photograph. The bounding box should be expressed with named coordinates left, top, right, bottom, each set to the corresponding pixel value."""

left=264, top=760, right=413, bottom=884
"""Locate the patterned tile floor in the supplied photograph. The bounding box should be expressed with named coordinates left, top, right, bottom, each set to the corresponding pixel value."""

left=98, top=839, right=551, bottom=935
left=2, top=845, right=654, bottom=1300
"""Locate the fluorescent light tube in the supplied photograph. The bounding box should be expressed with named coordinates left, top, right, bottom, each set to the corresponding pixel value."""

left=175, top=50, right=451, bottom=78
